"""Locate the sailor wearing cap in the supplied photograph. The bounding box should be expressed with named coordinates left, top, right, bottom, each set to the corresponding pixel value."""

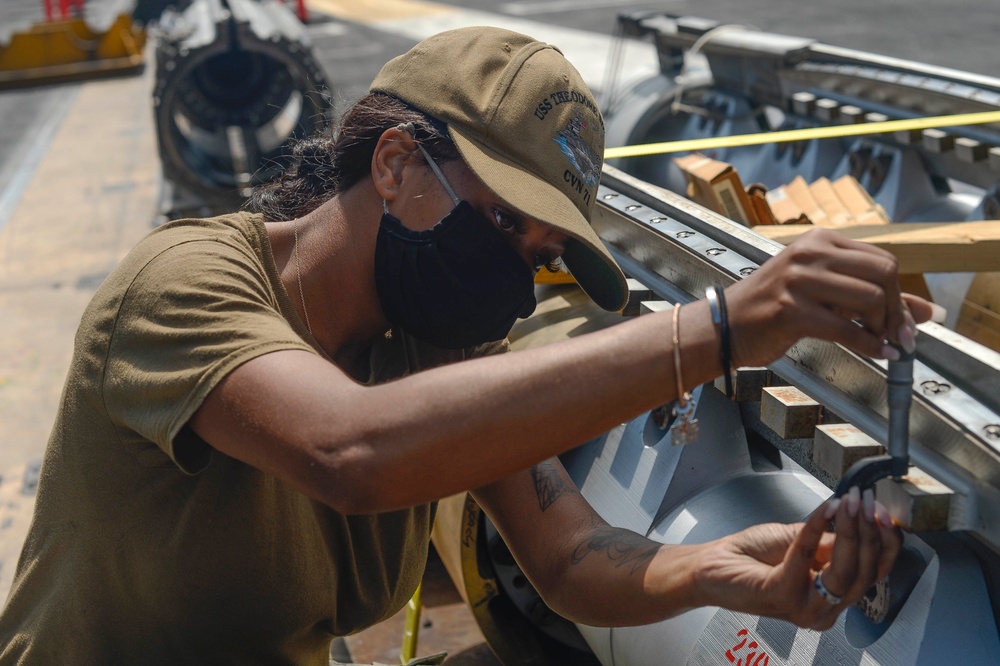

left=0, top=27, right=932, bottom=664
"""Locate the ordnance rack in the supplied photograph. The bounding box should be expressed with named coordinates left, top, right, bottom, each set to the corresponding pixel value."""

left=595, top=163, right=1000, bottom=555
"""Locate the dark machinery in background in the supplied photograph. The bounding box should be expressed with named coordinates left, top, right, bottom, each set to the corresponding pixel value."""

left=432, top=12, right=1000, bottom=666
left=151, top=0, right=332, bottom=219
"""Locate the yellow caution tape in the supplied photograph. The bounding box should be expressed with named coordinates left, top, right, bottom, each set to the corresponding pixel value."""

left=603, top=110, right=1000, bottom=160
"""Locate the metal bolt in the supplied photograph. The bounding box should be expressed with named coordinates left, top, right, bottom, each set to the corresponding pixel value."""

left=921, top=380, right=951, bottom=395
left=984, top=424, right=1000, bottom=440
left=649, top=217, right=668, bottom=224
left=625, top=204, right=642, bottom=211
left=676, top=230, right=695, bottom=238
left=740, top=267, right=757, bottom=276
left=706, top=247, right=727, bottom=256
left=602, top=193, right=618, bottom=200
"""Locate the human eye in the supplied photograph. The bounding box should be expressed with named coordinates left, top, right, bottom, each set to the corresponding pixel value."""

left=492, top=207, right=526, bottom=235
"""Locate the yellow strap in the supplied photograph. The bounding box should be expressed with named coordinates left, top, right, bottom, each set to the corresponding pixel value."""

left=603, top=110, right=1000, bottom=160
left=400, top=582, right=423, bottom=663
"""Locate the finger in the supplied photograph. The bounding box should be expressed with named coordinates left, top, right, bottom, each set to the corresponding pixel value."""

left=794, top=230, right=903, bottom=342
left=874, top=500, right=903, bottom=580
left=783, top=301, right=889, bottom=359
left=783, top=498, right=838, bottom=578
left=814, top=531, right=837, bottom=569
left=903, top=293, right=944, bottom=325
left=849, top=488, right=883, bottom=598
left=823, top=486, right=862, bottom=599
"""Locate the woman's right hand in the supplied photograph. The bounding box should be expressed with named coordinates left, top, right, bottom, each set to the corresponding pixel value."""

left=725, top=227, right=934, bottom=368
left=693, top=489, right=901, bottom=631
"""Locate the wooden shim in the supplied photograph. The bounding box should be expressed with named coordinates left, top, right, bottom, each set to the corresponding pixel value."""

left=621, top=278, right=652, bottom=317
left=760, top=386, right=821, bottom=439
left=812, top=424, right=885, bottom=482
left=956, top=271, right=1000, bottom=353
left=755, top=221, right=1000, bottom=273
left=714, top=367, right=769, bottom=402
left=876, top=466, right=954, bottom=532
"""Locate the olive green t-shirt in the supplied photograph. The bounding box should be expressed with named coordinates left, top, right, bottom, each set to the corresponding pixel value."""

left=0, top=212, right=505, bottom=664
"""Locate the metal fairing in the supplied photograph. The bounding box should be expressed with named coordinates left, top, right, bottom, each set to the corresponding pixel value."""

left=565, top=388, right=999, bottom=664
left=439, top=14, right=1000, bottom=665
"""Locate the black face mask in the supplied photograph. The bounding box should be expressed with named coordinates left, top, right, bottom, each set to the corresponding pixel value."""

left=374, top=141, right=536, bottom=349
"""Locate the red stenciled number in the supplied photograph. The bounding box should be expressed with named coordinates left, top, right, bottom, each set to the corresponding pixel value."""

left=725, top=629, right=749, bottom=662
left=725, top=628, right=771, bottom=666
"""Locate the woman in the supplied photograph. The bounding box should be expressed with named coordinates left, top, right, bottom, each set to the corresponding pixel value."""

left=0, top=26, right=930, bottom=664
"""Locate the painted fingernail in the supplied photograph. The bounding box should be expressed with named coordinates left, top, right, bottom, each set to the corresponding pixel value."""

left=875, top=503, right=894, bottom=528
left=847, top=486, right=861, bottom=518
left=880, top=344, right=901, bottom=361
left=862, top=488, right=876, bottom=523
left=898, top=319, right=917, bottom=354
left=929, top=302, right=948, bottom=324
left=823, top=499, right=842, bottom=520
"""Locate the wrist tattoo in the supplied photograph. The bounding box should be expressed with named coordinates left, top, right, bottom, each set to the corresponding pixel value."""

left=530, top=462, right=569, bottom=512
left=571, top=523, right=659, bottom=575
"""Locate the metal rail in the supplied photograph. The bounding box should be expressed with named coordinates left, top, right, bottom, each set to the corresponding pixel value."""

left=594, top=163, right=1000, bottom=553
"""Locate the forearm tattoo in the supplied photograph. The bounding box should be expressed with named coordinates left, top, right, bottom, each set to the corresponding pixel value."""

left=530, top=461, right=570, bottom=512
left=571, top=521, right=660, bottom=575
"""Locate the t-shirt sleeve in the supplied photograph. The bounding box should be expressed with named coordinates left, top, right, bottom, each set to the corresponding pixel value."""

left=103, top=239, right=316, bottom=473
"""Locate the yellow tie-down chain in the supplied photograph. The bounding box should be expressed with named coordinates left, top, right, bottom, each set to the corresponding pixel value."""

left=534, top=109, right=1000, bottom=286
left=603, top=109, right=1000, bottom=160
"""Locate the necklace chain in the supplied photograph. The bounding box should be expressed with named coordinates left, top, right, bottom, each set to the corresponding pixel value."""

left=293, top=219, right=312, bottom=335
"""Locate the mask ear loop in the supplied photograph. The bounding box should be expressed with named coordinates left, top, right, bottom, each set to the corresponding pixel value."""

left=395, top=122, right=461, bottom=207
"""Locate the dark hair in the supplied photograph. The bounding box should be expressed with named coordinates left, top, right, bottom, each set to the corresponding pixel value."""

left=247, top=93, right=460, bottom=221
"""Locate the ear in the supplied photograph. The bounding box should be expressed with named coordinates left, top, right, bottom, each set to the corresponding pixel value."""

left=371, top=126, right=419, bottom=204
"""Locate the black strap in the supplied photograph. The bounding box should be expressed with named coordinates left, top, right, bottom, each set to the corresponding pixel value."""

left=708, top=285, right=734, bottom=399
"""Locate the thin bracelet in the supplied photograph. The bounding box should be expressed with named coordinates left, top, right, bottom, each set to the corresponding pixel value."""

left=672, top=303, right=688, bottom=406
left=706, top=286, right=734, bottom=399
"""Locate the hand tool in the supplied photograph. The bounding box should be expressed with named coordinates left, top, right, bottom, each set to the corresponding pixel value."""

left=834, top=347, right=915, bottom=497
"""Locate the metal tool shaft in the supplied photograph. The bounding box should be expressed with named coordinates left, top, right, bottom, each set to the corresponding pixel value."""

left=886, top=348, right=916, bottom=478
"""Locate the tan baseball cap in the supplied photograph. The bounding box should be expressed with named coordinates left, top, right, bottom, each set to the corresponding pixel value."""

left=370, top=26, right=628, bottom=312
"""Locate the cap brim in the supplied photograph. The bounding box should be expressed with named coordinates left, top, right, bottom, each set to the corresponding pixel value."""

left=449, top=126, right=628, bottom=312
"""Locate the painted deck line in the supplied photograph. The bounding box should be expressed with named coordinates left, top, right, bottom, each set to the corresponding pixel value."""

left=0, top=86, right=80, bottom=233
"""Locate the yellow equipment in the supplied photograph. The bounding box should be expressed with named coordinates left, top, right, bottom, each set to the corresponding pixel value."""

left=0, top=13, right=145, bottom=89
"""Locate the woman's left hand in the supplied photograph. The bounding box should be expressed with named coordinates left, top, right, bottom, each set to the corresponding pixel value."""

left=694, top=487, right=901, bottom=630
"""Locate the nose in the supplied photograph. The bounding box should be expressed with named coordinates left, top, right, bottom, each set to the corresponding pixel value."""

left=510, top=222, right=569, bottom=272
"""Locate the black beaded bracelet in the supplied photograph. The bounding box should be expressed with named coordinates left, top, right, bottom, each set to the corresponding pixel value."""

left=706, top=286, right=734, bottom=399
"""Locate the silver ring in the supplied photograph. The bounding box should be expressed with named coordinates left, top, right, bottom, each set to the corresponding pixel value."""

left=814, top=570, right=842, bottom=605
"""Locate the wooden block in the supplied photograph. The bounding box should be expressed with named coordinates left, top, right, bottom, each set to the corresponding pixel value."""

left=990, top=146, right=1000, bottom=171
left=899, top=274, right=934, bottom=302
left=831, top=175, right=888, bottom=223
left=639, top=300, right=671, bottom=316
left=808, top=177, right=855, bottom=227
left=621, top=278, right=652, bottom=317
left=753, top=221, right=1000, bottom=273
left=714, top=367, right=769, bottom=402
left=812, top=424, right=885, bottom=481
left=791, top=92, right=816, bottom=116
left=783, top=176, right=828, bottom=226
left=922, top=128, right=955, bottom=153
left=815, top=98, right=840, bottom=122
left=764, top=186, right=810, bottom=225
left=955, top=137, right=988, bottom=163
left=876, top=466, right=954, bottom=531
left=760, top=386, right=821, bottom=439
left=956, top=271, right=1000, bottom=353
left=839, top=105, right=865, bottom=124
